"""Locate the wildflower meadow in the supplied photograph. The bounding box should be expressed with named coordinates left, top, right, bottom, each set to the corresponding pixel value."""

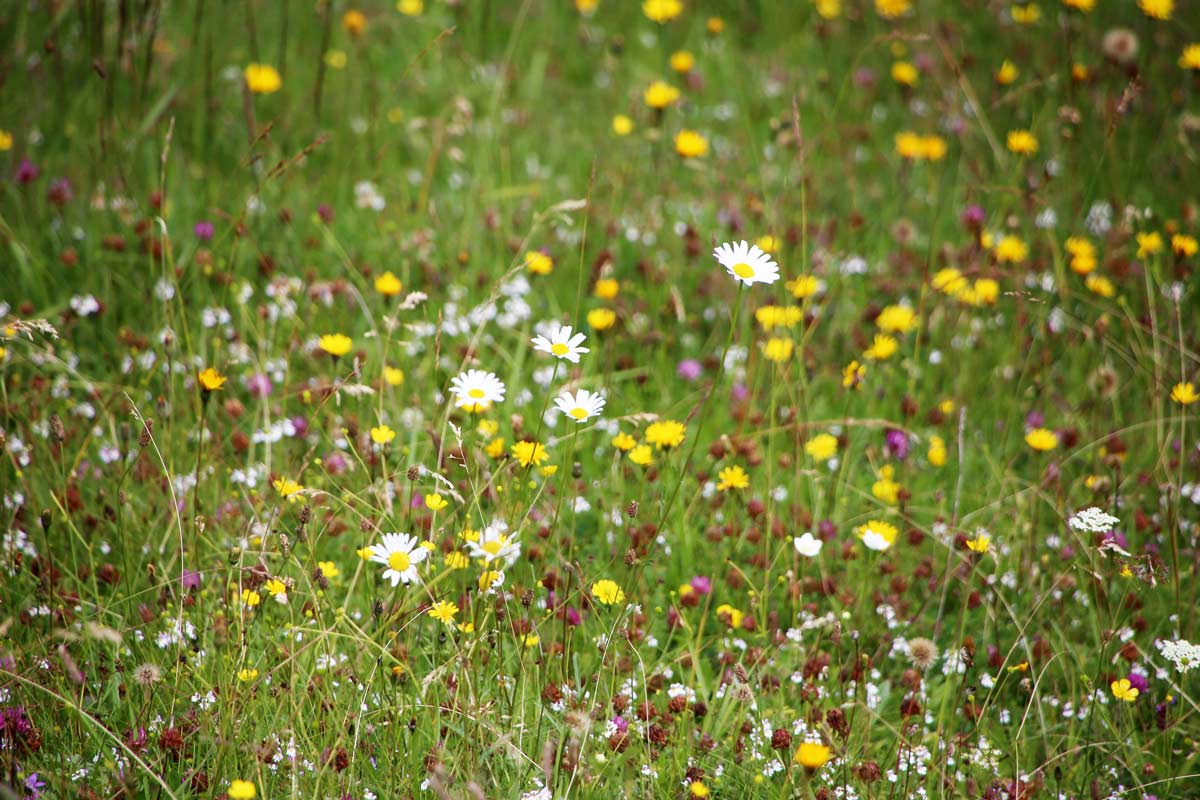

left=3, top=1, right=1200, bottom=798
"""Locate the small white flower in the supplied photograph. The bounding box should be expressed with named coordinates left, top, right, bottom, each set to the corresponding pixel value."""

left=369, top=533, right=428, bottom=586
left=554, top=388, right=606, bottom=423
left=713, top=240, right=780, bottom=286
left=793, top=532, right=823, bottom=558
left=465, top=521, right=521, bottom=567
left=449, top=369, right=506, bottom=412
left=531, top=324, right=589, bottom=363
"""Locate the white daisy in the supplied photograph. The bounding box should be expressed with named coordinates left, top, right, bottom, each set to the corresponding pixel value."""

left=793, top=532, right=823, bottom=558
left=449, top=369, right=506, bottom=413
left=554, top=388, right=606, bottom=423
left=369, top=533, right=428, bottom=586
left=465, top=521, right=521, bottom=567
left=713, top=240, right=780, bottom=286
left=531, top=324, right=589, bottom=363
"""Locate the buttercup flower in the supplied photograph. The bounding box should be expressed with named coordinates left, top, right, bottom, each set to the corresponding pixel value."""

left=713, top=240, right=780, bottom=286
left=1111, top=678, right=1139, bottom=702
left=318, top=333, right=353, bottom=358
left=370, top=425, right=396, bottom=445
left=591, top=579, right=625, bottom=605
left=244, top=64, right=281, bottom=94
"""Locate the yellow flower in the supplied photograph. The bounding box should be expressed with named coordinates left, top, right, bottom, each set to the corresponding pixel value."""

left=919, top=135, right=947, bottom=161
left=996, top=60, right=1018, bottom=85
left=966, top=535, right=991, bottom=554
left=970, top=278, right=1000, bottom=305
left=1111, top=678, right=1139, bottom=702
left=871, top=465, right=901, bottom=505
left=674, top=129, right=709, bottom=158
left=525, top=250, right=553, bottom=274
left=319, top=333, right=353, bottom=358
left=813, top=0, right=841, bottom=19
left=324, top=50, right=347, bottom=69
left=994, top=235, right=1028, bottom=264
left=928, top=436, right=947, bottom=466
left=842, top=359, right=865, bottom=390
left=1136, top=232, right=1164, bottom=258
left=895, top=131, right=923, bottom=160
left=244, top=63, right=282, bottom=94
left=1172, top=234, right=1198, bottom=257
left=688, top=781, right=710, bottom=799
left=228, top=780, right=257, bottom=800
left=706, top=16, right=724, bottom=34
left=375, top=270, right=403, bottom=296
left=644, top=81, right=681, bottom=110
left=1010, top=3, right=1041, bottom=23
left=1062, top=0, right=1094, bottom=10
left=891, top=61, right=918, bottom=87
left=397, top=0, right=424, bottom=16
left=876, top=305, right=917, bottom=334
left=1171, top=382, right=1198, bottom=405
left=856, top=519, right=899, bottom=551
left=793, top=740, right=832, bottom=770
left=932, top=267, right=967, bottom=295
left=1085, top=274, right=1114, bottom=298
left=594, top=278, right=620, bottom=299
left=1071, top=63, right=1089, bottom=81
left=670, top=50, right=695, bottom=73
left=384, top=366, right=405, bottom=386
left=512, top=440, right=549, bottom=468
left=874, top=0, right=911, bottom=18
left=521, top=632, right=540, bottom=647
left=591, top=579, right=626, bottom=605
left=485, top=437, right=507, bottom=459
left=645, top=419, right=686, bottom=450
left=1137, top=0, right=1172, bottom=19
left=238, top=668, right=259, bottom=682
left=612, top=432, right=637, bottom=451
left=716, top=465, right=749, bottom=491
left=715, top=603, right=744, bottom=628
left=864, top=334, right=897, bottom=361
left=197, top=367, right=227, bottom=392
left=371, top=425, right=396, bottom=445
left=587, top=308, right=617, bottom=330
left=425, top=493, right=448, bottom=511
left=576, top=0, right=599, bottom=12
left=343, top=10, right=367, bottom=34
left=273, top=477, right=304, bottom=499
left=805, top=433, right=838, bottom=461
left=761, top=337, right=793, bottom=363
left=612, top=114, right=634, bottom=136
left=1006, top=129, right=1038, bottom=155
left=755, top=305, right=802, bottom=331
left=240, top=589, right=261, bottom=608
left=787, top=274, right=821, bottom=299
left=628, top=444, right=654, bottom=466
left=318, top=560, right=340, bottom=578
left=1181, top=44, right=1200, bottom=70
left=0, top=130, right=12, bottom=151
left=445, top=551, right=469, bottom=570
left=428, top=600, right=459, bottom=625
left=264, top=578, right=287, bottom=597
left=1024, top=428, right=1057, bottom=451
left=643, top=0, right=683, bottom=23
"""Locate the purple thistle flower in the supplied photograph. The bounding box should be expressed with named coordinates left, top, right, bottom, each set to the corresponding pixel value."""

left=676, top=359, right=702, bottom=381
left=193, top=221, right=215, bottom=240
left=885, top=428, right=910, bottom=461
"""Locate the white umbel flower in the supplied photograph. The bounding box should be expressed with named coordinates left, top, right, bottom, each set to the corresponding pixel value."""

left=554, top=388, right=606, bottom=423
left=531, top=324, right=589, bottom=363
left=466, top=521, right=521, bottom=567
left=369, top=533, right=428, bottom=586
left=1068, top=507, right=1120, bottom=533
left=793, top=532, right=823, bottom=558
left=713, top=240, right=780, bottom=286
left=449, top=369, right=506, bottom=413
left=1157, top=639, right=1200, bottom=673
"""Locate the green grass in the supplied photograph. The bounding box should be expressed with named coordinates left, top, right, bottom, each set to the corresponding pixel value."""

left=1, top=1, right=1199, bottom=798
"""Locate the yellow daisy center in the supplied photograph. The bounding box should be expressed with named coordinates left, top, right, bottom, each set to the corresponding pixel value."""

left=468, top=388, right=485, bottom=399
left=570, top=407, right=588, bottom=419
left=551, top=343, right=570, bottom=356
left=733, top=262, right=755, bottom=279
left=388, top=552, right=411, bottom=572
left=482, top=539, right=505, bottom=556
